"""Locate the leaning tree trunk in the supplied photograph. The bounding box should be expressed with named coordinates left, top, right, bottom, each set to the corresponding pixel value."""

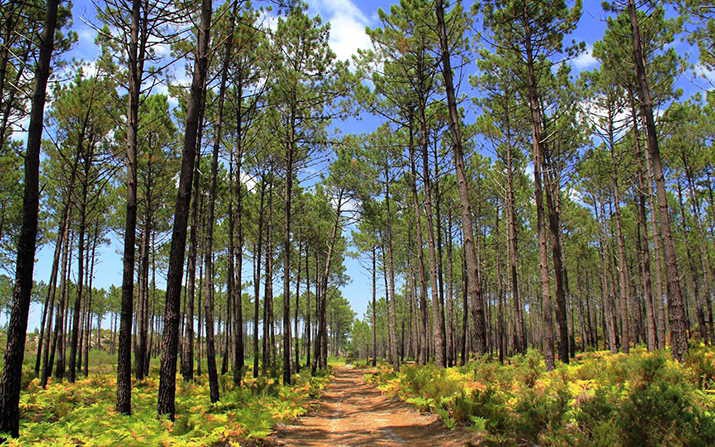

left=0, top=0, right=59, bottom=436
left=157, top=0, right=212, bottom=418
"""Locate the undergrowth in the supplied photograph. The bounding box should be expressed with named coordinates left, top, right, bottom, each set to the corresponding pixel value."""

left=5, top=368, right=329, bottom=446
left=367, top=345, right=715, bottom=446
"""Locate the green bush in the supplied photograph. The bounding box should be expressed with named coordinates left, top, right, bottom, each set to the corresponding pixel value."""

left=619, top=380, right=715, bottom=447
left=575, top=388, right=619, bottom=446
left=513, top=381, right=570, bottom=444
left=369, top=348, right=715, bottom=447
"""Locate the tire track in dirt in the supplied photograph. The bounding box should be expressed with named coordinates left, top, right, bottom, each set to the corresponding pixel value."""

left=272, top=366, right=478, bottom=447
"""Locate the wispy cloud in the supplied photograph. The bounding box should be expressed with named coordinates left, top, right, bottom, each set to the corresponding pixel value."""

left=571, top=44, right=599, bottom=70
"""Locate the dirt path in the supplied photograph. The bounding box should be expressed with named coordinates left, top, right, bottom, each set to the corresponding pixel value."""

left=272, top=366, right=477, bottom=447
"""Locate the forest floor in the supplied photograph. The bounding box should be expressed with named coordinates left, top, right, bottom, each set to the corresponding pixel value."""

left=272, top=366, right=479, bottom=447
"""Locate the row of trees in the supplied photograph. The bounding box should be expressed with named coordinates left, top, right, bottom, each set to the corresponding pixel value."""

left=346, top=0, right=712, bottom=371
left=0, top=0, right=362, bottom=436
left=0, top=0, right=712, bottom=439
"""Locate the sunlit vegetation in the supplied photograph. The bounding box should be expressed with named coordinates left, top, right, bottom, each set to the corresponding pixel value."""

left=366, top=347, right=715, bottom=445
left=0, top=0, right=713, bottom=444
left=5, top=353, right=328, bottom=447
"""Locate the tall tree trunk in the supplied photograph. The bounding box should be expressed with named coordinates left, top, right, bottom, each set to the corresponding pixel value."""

left=0, top=0, right=60, bottom=435
left=231, top=75, right=245, bottom=385
left=227, top=149, right=238, bottom=380
left=627, top=0, right=688, bottom=361
left=523, top=35, right=555, bottom=369
left=313, top=189, right=344, bottom=374
left=544, top=156, right=569, bottom=363
left=630, top=102, right=658, bottom=351
left=419, top=124, right=446, bottom=366
left=283, top=135, right=294, bottom=384
left=371, top=246, right=377, bottom=367
left=117, top=0, right=145, bottom=414
left=157, top=0, right=212, bottom=418
left=294, top=240, right=302, bottom=372
left=407, top=138, right=429, bottom=364
left=612, top=191, right=631, bottom=353
left=39, top=181, right=78, bottom=384
left=84, top=224, right=99, bottom=377
left=181, top=119, right=204, bottom=381
left=49, top=228, right=72, bottom=383
left=253, top=175, right=266, bottom=378
left=502, top=109, right=526, bottom=353
left=383, top=169, right=400, bottom=370
left=202, top=7, right=233, bottom=400
left=435, top=0, right=487, bottom=354
left=263, top=176, right=274, bottom=376
left=305, top=247, right=312, bottom=370
left=595, top=199, right=618, bottom=352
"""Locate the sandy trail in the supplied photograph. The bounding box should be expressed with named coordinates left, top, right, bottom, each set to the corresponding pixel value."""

left=273, top=366, right=477, bottom=447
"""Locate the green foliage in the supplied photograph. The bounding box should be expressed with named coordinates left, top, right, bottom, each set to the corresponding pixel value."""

left=371, top=348, right=715, bottom=446
left=5, top=369, right=328, bottom=446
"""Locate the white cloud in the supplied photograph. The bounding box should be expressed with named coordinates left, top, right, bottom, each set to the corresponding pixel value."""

left=693, top=63, right=715, bottom=83
left=240, top=171, right=257, bottom=192
left=80, top=60, right=98, bottom=78
left=258, top=9, right=279, bottom=32
left=311, top=0, right=372, bottom=63
left=77, top=25, right=96, bottom=43
left=571, top=45, right=599, bottom=70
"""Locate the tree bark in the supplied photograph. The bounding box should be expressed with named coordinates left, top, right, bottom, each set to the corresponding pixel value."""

left=0, top=0, right=59, bottom=436
left=157, top=0, right=212, bottom=418
left=628, top=0, right=688, bottom=361
left=435, top=0, right=487, bottom=355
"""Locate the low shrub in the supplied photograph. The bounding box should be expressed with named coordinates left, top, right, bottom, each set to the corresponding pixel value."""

left=369, top=347, right=715, bottom=446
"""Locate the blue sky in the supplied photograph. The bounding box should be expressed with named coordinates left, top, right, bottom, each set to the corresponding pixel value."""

left=20, top=0, right=712, bottom=329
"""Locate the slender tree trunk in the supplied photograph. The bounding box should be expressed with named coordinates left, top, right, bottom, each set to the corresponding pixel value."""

left=157, top=0, right=212, bottom=418
left=543, top=158, right=569, bottom=363
left=407, top=139, right=429, bottom=364
left=0, top=0, right=59, bottom=435
left=117, top=0, right=145, bottom=414
left=503, top=115, right=526, bottom=353
left=253, top=175, right=266, bottom=378
left=283, top=136, right=294, bottom=385
left=383, top=170, right=399, bottom=370
left=294, top=240, right=302, bottom=372
left=595, top=199, right=618, bottom=352
left=38, top=188, right=77, bottom=383
left=227, top=140, right=237, bottom=381
left=181, top=122, right=204, bottom=381
left=629, top=103, right=658, bottom=351
left=313, top=189, right=344, bottom=374
left=84, top=224, right=98, bottom=376
left=419, top=125, right=446, bottom=366
left=371, top=246, right=377, bottom=367
left=628, top=0, right=687, bottom=361
left=202, top=9, right=233, bottom=400
left=435, top=0, right=487, bottom=354
left=522, top=36, right=555, bottom=369
left=612, top=191, right=631, bottom=353
left=263, top=176, right=274, bottom=376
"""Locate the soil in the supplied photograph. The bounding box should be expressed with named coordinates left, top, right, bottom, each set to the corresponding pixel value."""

left=271, top=365, right=479, bottom=447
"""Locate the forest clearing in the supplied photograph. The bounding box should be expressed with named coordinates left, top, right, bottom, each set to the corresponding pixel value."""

left=0, top=0, right=713, bottom=445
